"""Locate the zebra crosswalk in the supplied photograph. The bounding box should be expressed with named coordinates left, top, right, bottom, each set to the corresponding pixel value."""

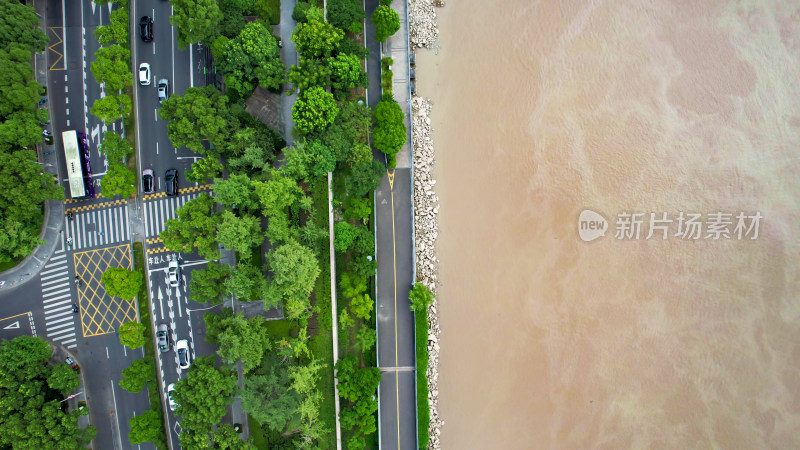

left=65, top=204, right=130, bottom=250
left=143, top=193, right=202, bottom=238
left=39, top=248, right=78, bottom=349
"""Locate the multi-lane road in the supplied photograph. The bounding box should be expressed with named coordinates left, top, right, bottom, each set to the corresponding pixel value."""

left=0, top=0, right=215, bottom=449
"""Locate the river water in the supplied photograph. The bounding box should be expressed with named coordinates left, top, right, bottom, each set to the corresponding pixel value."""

left=414, top=1, right=800, bottom=448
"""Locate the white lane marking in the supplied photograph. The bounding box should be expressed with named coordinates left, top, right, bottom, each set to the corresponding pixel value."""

left=40, top=265, right=67, bottom=276
left=46, top=316, right=74, bottom=326
left=48, top=330, right=76, bottom=340
left=67, top=120, right=70, bottom=126
left=189, top=44, right=193, bottom=87
left=65, top=97, right=69, bottom=104
left=43, top=294, right=72, bottom=304
left=106, top=347, right=109, bottom=358
left=42, top=284, right=70, bottom=293
left=65, top=86, right=68, bottom=93
left=47, top=321, right=74, bottom=332
left=41, top=277, right=68, bottom=287
left=66, top=108, right=69, bottom=115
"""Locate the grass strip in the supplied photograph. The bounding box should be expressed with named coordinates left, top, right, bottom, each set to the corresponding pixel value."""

left=415, top=309, right=430, bottom=449
left=133, top=242, right=168, bottom=449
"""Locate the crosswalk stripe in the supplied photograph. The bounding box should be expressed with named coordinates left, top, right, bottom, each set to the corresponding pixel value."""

left=68, top=343, right=77, bottom=349
left=46, top=316, right=74, bottom=326
left=41, top=277, right=68, bottom=287
left=42, top=283, right=69, bottom=293
left=43, top=293, right=71, bottom=303
left=41, top=271, right=67, bottom=281
left=48, top=329, right=75, bottom=340
left=45, top=310, right=74, bottom=320
left=50, top=253, right=66, bottom=262
left=47, top=321, right=74, bottom=332
left=41, top=264, right=67, bottom=275
left=44, top=300, right=71, bottom=311
left=59, top=338, right=77, bottom=345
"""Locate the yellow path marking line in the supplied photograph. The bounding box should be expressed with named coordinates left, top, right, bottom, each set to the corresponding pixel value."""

left=65, top=199, right=127, bottom=214
left=0, top=312, right=32, bottom=323
left=386, top=168, right=401, bottom=450
left=47, top=27, right=65, bottom=70
left=142, top=183, right=213, bottom=202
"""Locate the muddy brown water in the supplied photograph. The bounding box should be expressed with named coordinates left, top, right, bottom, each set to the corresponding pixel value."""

left=414, top=1, right=800, bottom=448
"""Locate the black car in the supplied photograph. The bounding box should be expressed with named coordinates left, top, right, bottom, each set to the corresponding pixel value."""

left=139, top=16, right=152, bottom=42
left=165, top=169, right=178, bottom=196
left=142, top=169, right=153, bottom=194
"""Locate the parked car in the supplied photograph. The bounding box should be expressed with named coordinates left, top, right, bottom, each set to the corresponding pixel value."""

left=165, top=169, right=178, bottom=196
left=157, top=78, right=169, bottom=102
left=142, top=169, right=154, bottom=193
left=168, top=260, right=180, bottom=287
left=167, top=383, right=178, bottom=411
left=65, top=357, right=78, bottom=370
left=156, top=323, right=170, bottom=352
left=138, top=63, right=151, bottom=85
left=139, top=16, right=152, bottom=42
left=176, top=340, right=190, bottom=370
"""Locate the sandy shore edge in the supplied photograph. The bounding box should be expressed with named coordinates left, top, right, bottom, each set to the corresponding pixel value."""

left=409, top=0, right=443, bottom=448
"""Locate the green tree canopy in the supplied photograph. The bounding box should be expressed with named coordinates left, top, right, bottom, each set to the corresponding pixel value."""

left=225, top=260, right=268, bottom=303
left=95, top=7, right=129, bottom=47
left=409, top=282, right=434, bottom=312
left=329, top=53, right=367, bottom=90
left=91, top=93, right=132, bottom=124
left=158, top=86, right=232, bottom=154
left=119, top=358, right=155, bottom=393
left=213, top=423, right=254, bottom=449
left=99, top=131, right=134, bottom=163
left=291, top=17, right=343, bottom=58
left=170, top=0, right=222, bottom=48
left=213, top=174, right=259, bottom=214
left=355, top=326, right=376, bottom=353
left=0, top=110, right=45, bottom=149
left=128, top=410, right=164, bottom=446
left=288, top=58, right=332, bottom=92
left=264, top=240, right=320, bottom=319
left=0, top=337, right=97, bottom=448
left=186, top=155, right=224, bottom=183
left=280, top=140, right=336, bottom=184
left=215, top=313, right=271, bottom=372
left=160, top=193, right=221, bottom=259
left=371, top=5, right=400, bottom=42
left=0, top=0, right=47, bottom=52
left=219, top=21, right=285, bottom=95
left=292, top=86, right=339, bottom=135
left=91, top=45, right=132, bottom=92
left=327, top=0, right=366, bottom=34
left=373, top=96, right=406, bottom=165
left=0, top=149, right=63, bottom=263
left=0, top=45, right=40, bottom=120
left=188, top=261, right=231, bottom=304
left=47, top=363, right=79, bottom=394
left=241, top=359, right=300, bottom=433
left=119, top=321, right=146, bottom=349
left=102, top=267, right=143, bottom=300
left=217, top=211, right=264, bottom=260
left=173, top=356, right=237, bottom=430
left=101, top=164, right=136, bottom=198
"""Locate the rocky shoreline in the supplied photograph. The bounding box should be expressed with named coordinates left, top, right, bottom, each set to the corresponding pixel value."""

left=409, top=0, right=443, bottom=448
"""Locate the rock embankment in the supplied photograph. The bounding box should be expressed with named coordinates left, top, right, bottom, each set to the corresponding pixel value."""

left=411, top=95, right=443, bottom=449
left=410, top=1, right=442, bottom=447
left=409, top=0, right=440, bottom=48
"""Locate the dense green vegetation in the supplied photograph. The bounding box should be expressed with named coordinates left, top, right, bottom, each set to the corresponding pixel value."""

left=156, top=1, right=395, bottom=448
left=409, top=283, right=434, bottom=449
left=371, top=5, right=400, bottom=42
left=0, top=0, right=65, bottom=265
left=0, top=336, right=97, bottom=448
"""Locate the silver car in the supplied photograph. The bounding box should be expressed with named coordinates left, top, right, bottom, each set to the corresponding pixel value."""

left=156, top=323, right=169, bottom=352
left=168, top=260, right=180, bottom=287
left=157, top=78, right=169, bottom=102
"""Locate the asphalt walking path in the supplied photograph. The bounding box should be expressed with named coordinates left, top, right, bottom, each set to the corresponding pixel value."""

left=364, top=0, right=419, bottom=448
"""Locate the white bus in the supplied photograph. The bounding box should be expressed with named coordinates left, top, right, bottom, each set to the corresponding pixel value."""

left=62, top=130, right=93, bottom=199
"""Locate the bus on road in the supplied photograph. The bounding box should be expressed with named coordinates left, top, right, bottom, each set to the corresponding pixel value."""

left=62, top=130, right=94, bottom=199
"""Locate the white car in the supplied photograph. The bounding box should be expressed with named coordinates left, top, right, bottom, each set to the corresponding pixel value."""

left=138, top=63, right=151, bottom=85
left=166, top=383, right=178, bottom=411
left=168, top=260, right=180, bottom=287
left=176, top=339, right=190, bottom=370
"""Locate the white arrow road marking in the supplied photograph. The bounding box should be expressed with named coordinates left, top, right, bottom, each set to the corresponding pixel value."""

left=3, top=321, right=20, bottom=330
